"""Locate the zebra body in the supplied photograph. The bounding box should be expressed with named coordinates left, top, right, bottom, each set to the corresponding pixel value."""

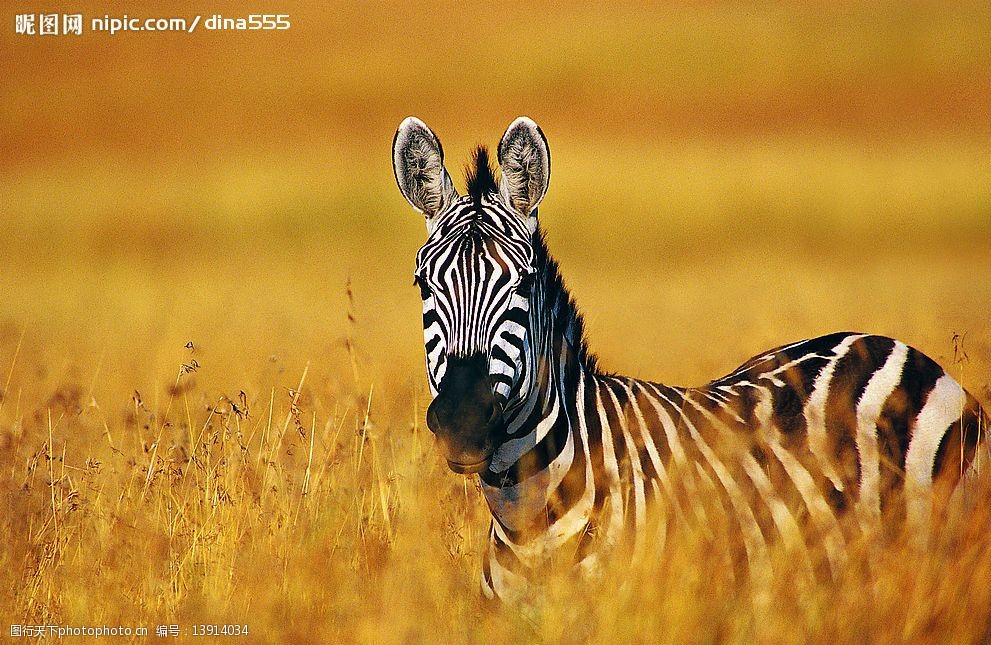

left=392, top=116, right=988, bottom=603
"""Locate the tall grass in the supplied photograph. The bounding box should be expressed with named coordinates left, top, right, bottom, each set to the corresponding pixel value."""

left=2, top=318, right=989, bottom=642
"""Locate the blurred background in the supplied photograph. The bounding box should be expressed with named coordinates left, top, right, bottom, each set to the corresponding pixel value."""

left=3, top=2, right=990, bottom=639
left=2, top=0, right=989, bottom=406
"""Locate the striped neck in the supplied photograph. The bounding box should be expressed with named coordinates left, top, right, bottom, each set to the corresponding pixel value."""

left=480, top=231, right=596, bottom=539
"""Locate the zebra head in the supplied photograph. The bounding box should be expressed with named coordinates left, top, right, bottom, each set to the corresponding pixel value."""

left=393, top=116, right=551, bottom=474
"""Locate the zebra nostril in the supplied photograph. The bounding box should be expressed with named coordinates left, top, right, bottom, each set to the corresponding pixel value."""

left=486, top=401, right=502, bottom=428
left=426, top=405, right=440, bottom=434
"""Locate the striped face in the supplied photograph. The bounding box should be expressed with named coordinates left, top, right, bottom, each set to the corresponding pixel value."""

left=415, top=197, right=537, bottom=400
left=394, top=117, right=550, bottom=473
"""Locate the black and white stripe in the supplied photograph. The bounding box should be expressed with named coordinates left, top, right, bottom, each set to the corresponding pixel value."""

left=393, top=116, right=989, bottom=603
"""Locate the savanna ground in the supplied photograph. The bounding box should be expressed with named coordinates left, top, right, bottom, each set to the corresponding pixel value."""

left=2, top=1, right=990, bottom=642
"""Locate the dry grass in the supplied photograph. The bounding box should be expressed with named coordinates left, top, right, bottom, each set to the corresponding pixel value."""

left=1, top=218, right=989, bottom=644
left=1, top=222, right=989, bottom=642
left=4, top=0, right=991, bottom=641
left=1, top=311, right=989, bottom=642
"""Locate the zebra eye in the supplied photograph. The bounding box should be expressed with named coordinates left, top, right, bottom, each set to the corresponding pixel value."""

left=515, top=272, right=536, bottom=298
left=413, top=276, right=431, bottom=300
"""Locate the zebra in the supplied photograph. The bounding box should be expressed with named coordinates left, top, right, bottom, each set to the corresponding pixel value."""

left=391, top=115, right=989, bottom=603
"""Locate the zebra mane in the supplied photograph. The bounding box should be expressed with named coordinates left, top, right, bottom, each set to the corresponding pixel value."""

left=534, top=230, right=602, bottom=375
left=465, top=146, right=499, bottom=202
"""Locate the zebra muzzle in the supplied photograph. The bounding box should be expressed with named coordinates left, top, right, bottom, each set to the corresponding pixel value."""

left=426, top=354, right=505, bottom=474
left=428, top=398, right=503, bottom=474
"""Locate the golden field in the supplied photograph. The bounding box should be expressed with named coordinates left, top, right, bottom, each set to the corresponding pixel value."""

left=2, top=1, right=990, bottom=642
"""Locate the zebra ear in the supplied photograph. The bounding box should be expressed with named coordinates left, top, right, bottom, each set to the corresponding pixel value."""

left=497, top=117, right=550, bottom=217
left=393, top=117, right=459, bottom=221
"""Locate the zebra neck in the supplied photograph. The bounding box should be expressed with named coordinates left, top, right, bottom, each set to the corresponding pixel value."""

left=480, top=324, right=591, bottom=535
left=480, top=241, right=609, bottom=540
